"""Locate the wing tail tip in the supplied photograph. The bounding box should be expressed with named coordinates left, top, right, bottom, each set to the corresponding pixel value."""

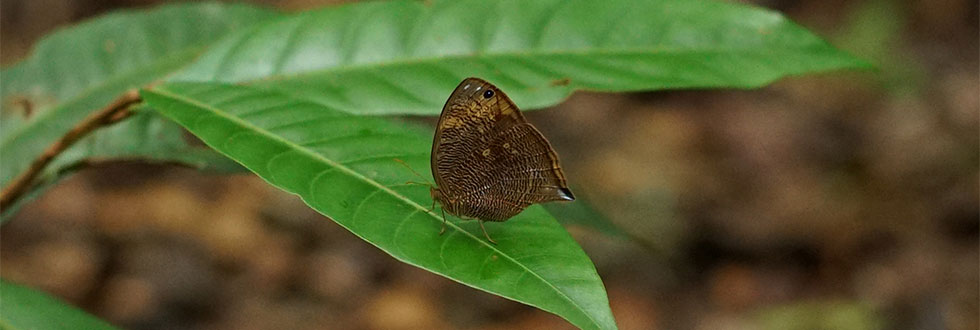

left=558, top=187, right=575, bottom=201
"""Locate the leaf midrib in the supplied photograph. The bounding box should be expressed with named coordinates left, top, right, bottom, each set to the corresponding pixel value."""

left=212, top=44, right=843, bottom=86
left=146, top=85, right=602, bottom=329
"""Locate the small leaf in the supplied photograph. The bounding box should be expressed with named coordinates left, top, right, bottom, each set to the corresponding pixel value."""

left=0, top=278, right=119, bottom=330
left=171, top=0, right=870, bottom=115
left=0, top=2, right=278, bottom=217
left=757, top=300, right=882, bottom=330
left=544, top=193, right=629, bottom=238
left=142, top=82, right=617, bottom=330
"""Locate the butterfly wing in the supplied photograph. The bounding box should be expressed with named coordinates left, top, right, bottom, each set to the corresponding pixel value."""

left=485, top=122, right=574, bottom=203
left=431, top=78, right=573, bottom=221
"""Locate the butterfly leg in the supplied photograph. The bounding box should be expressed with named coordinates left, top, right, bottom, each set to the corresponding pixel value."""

left=439, top=208, right=447, bottom=235
left=479, top=220, right=497, bottom=245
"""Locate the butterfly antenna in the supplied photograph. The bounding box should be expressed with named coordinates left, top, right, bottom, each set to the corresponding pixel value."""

left=394, top=158, right=432, bottom=186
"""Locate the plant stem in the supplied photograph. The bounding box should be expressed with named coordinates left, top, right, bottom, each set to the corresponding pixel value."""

left=0, top=90, right=141, bottom=210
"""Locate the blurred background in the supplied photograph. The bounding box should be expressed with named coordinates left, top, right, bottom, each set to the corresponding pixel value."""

left=1, top=0, right=977, bottom=329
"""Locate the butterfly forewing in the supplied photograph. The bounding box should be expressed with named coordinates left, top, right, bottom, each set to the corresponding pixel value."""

left=431, top=78, right=573, bottom=222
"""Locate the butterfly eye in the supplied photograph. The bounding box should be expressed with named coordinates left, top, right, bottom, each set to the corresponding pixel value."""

left=483, top=90, right=494, bottom=98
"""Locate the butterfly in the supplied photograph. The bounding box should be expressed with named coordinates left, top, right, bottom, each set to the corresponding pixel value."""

left=429, top=77, right=574, bottom=244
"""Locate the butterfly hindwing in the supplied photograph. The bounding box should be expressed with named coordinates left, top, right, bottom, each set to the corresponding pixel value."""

left=485, top=123, right=570, bottom=203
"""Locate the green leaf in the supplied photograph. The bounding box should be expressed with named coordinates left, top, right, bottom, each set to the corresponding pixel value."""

left=170, top=0, right=870, bottom=115
left=0, top=278, right=119, bottom=330
left=0, top=2, right=277, bottom=216
left=141, top=82, right=617, bottom=330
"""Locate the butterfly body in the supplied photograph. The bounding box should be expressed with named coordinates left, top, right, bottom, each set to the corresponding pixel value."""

left=430, top=78, right=574, bottom=241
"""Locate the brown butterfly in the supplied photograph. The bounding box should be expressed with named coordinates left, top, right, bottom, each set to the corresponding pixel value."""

left=429, top=77, right=574, bottom=244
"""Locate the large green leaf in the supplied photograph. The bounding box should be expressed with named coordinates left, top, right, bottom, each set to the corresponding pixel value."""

left=141, top=82, right=617, bottom=330
left=0, top=2, right=277, bottom=216
left=170, top=0, right=869, bottom=115
left=0, top=278, right=118, bottom=330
